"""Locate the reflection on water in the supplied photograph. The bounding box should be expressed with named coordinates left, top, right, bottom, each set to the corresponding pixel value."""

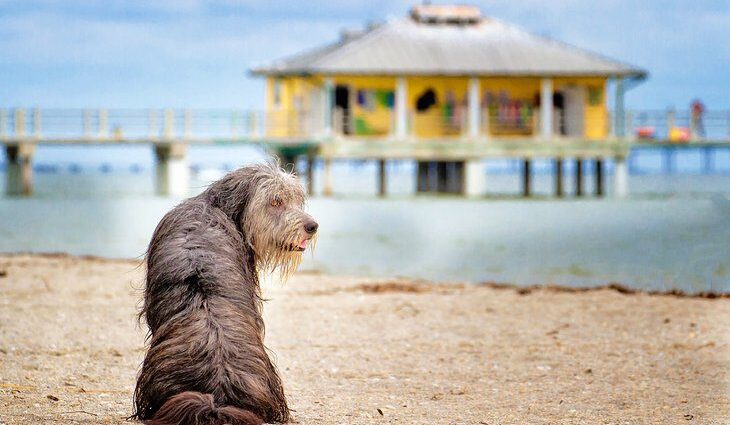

left=0, top=161, right=728, bottom=294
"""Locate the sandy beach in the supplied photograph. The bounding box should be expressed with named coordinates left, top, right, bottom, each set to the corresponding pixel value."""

left=0, top=254, right=728, bottom=424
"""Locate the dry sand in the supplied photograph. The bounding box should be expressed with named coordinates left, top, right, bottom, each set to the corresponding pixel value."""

left=0, top=254, right=728, bottom=424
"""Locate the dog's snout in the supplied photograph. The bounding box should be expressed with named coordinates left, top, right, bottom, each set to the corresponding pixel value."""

left=304, top=220, right=318, bottom=235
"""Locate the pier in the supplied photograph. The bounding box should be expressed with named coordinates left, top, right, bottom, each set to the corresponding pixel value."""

left=1, top=107, right=729, bottom=197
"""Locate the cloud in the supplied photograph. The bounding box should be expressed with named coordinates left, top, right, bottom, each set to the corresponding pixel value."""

left=0, top=0, right=728, bottom=108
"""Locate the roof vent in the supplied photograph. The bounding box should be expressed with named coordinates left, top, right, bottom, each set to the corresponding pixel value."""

left=410, top=5, right=482, bottom=25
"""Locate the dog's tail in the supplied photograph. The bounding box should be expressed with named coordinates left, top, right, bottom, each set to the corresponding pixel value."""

left=143, top=391, right=263, bottom=425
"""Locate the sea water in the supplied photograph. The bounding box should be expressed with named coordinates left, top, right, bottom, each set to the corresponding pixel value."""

left=0, top=145, right=728, bottom=293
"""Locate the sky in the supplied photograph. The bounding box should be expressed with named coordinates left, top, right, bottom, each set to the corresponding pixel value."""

left=1, top=0, right=728, bottom=110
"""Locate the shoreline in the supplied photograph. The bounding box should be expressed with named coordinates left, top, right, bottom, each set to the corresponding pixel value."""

left=2, top=251, right=728, bottom=299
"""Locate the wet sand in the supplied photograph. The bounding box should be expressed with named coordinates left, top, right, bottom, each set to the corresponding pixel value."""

left=0, top=254, right=728, bottom=424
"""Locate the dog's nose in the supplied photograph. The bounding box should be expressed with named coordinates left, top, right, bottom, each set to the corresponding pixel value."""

left=304, top=221, right=318, bottom=234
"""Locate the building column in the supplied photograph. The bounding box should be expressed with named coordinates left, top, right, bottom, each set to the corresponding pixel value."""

left=540, top=78, right=553, bottom=140
left=464, top=77, right=486, bottom=197
left=322, top=78, right=334, bottom=137
left=154, top=144, right=189, bottom=197
left=468, top=77, right=481, bottom=138
left=5, top=144, right=35, bottom=196
left=395, top=77, right=408, bottom=139
left=614, top=78, right=626, bottom=139
left=614, top=156, right=629, bottom=198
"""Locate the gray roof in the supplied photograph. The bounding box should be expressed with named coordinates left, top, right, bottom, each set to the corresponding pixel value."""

left=251, top=17, right=646, bottom=79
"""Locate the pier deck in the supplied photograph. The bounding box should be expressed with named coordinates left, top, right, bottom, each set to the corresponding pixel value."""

left=1, top=106, right=728, bottom=197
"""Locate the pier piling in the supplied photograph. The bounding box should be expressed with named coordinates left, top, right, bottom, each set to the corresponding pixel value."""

left=377, top=159, right=386, bottom=197
left=575, top=158, right=584, bottom=197
left=522, top=159, right=532, bottom=197
left=154, top=144, right=189, bottom=197
left=614, top=156, right=629, bottom=198
left=5, top=144, right=35, bottom=196
left=554, top=158, right=564, bottom=197
left=595, top=158, right=604, bottom=197
left=323, top=159, right=333, bottom=197
left=306, top=154, right=315, bottom=196
left=464, top=160, right=485, bottom=197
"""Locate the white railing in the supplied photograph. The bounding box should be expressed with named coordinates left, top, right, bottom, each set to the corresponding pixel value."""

left=1, top=107, right=729, bottom=142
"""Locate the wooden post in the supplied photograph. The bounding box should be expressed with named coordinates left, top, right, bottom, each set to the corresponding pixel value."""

left=306, top=154, right=315, bottom=196
left=540, top=78, right=553, bottom=140
left=154, top=143, right=189, bottom=197
left=323, top=78, right=334, bottom=137
left=377, top=159, right=386, bottom=197
left=32, top=108, right=41, bottom=137
left=248, top=111, right=258, bottom=138
left=163, top=109, right=174, bottom=139
left=98, top=108, right=108, bottom=137
left=464, top=159, right=485, bottom=197
left=184, top=109, right=192, bottom=138
left=614, top=156, right=629, bottom=198
left=14, top=109, right=26, bottom=136
left=5, top=144, right=35, bottom=196
left=436, top=162, right=448, bottom=193
left=323, top=158, right=333, bottom=196
left=554, top=158, right=563, bottom=197
left=468, top=77, right=481, bottom=138
left=148, top=109, right=158, bottom=138
left=626, top=111, right=634, bottom=139
left=0, top=109, right=7, bottom=138
left=666, top=109, right=675, bottom=140
left=84, top=109, right=93, bottom=137
left=395, top=77, right=408, bottom=139
left=575, top=158, right=584, bottom=197
left=522, top=159, right=532, bottom=197
left=416, top=161, right=429, bottom=193
left=614, top=78, right=625, bottom=138
left=595, top=158, right=604, bottom=197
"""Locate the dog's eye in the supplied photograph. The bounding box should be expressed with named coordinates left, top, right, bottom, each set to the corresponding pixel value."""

left=270, top=198, right=282, bottom=208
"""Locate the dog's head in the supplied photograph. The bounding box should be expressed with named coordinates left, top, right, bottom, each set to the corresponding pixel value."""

left=209, top=161, right=317, bottom=278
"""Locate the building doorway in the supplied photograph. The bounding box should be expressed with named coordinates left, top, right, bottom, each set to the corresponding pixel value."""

left=558, top=87, right=585, bottom=137
left=334, top=85, right=351, bottom=134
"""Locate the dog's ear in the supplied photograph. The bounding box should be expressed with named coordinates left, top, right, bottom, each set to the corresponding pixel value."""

left=206, top=167, right=258, bottom=230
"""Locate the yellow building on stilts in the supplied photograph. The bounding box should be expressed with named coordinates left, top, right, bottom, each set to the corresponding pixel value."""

left=251, top=4, right=646, bottom=195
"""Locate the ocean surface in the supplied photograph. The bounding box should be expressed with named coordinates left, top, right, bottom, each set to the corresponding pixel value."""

left=0, top=145, right=729, bottom=294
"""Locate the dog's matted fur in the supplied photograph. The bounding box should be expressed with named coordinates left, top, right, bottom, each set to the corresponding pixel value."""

left=133, top=162, right=318, bottom=425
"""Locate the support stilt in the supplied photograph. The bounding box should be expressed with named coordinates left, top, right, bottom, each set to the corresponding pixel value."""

left=614, top=156, right=629, bottom=198
left=464, top=160, right=486, bottom=197
left=416, top=161, right=429, bottom=193
left=595, top=158, right=604, bottom=197
left=5, top=144, right=35, bottom=196
left=154, top=144, right=189, bottom=197
left=306, top=154, right=315, bottom=196
left=323, top=159, right=333, bottom=197
left=575, top=158, right=584, bottom=197
left=555, top=158, right=563, bottom=198
left=522, top=159, right=532, bottom=197
left=377, top=159, right=386, bottom=197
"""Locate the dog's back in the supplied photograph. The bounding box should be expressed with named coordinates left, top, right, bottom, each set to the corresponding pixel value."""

left=133, top=196, right=289, bottom=424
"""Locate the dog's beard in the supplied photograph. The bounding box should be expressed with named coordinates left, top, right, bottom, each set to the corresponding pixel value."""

left=255, top=233, right=317, bottom=281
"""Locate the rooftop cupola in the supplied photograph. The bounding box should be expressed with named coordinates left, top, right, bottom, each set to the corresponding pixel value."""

left=409, top=4, right=482, bottom=25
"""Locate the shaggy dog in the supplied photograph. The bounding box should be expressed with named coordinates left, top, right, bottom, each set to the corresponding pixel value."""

left=133, top=162, right=318, bottom=425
